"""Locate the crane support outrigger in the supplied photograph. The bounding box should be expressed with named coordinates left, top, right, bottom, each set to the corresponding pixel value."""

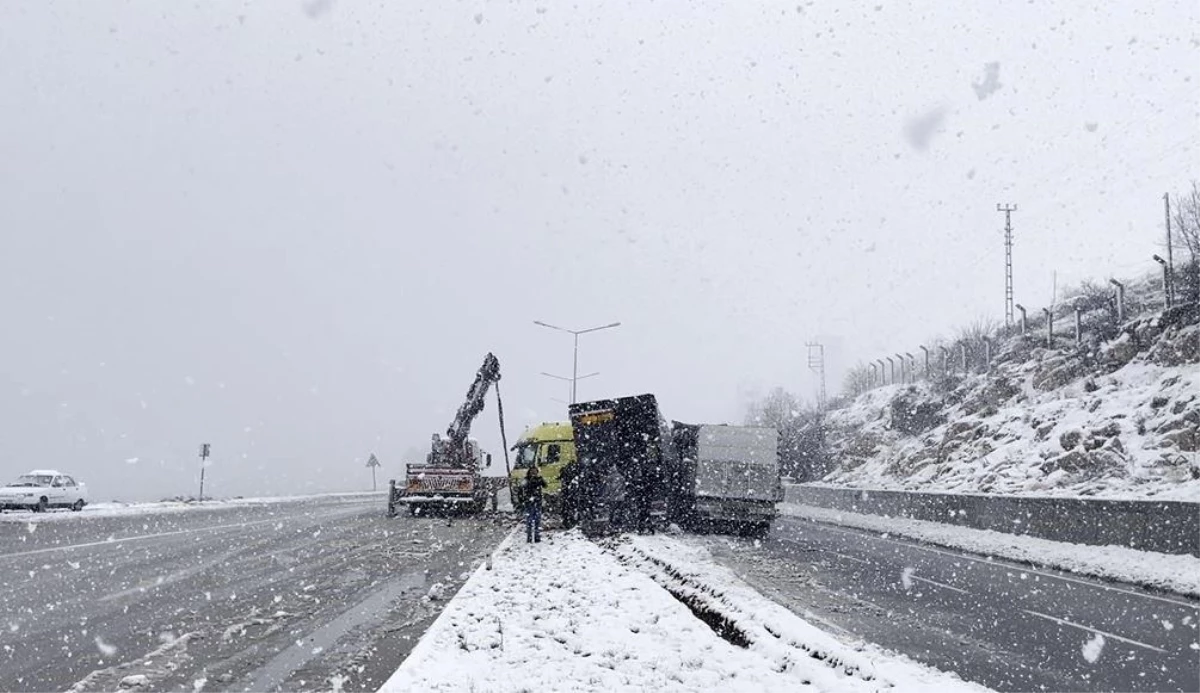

left=387, top=353, right=511, bottom=517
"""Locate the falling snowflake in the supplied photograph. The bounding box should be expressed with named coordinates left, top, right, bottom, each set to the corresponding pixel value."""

left=1081, top=633, right=1105, bottom=663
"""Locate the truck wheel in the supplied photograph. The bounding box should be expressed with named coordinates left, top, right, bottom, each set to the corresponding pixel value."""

left=744, top=522, right=771, bottom=539
left=71, top=500, right=84, bottom=512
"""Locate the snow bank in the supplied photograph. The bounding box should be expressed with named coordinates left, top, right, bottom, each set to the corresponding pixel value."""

left=782, top=503, right=1200, bottom=597
left=382, top=529, right=989, bottom=693
left=0, top=491, right=385, bottom=523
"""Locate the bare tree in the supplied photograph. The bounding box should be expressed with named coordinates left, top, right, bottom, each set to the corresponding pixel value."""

left=1172, top=181, right=1200, bottom=256
left=1171, top=181, right=1200, bottom=304
left=842, top=363, right=873, bottom=398
left=744, top=388, right=830, bottom=481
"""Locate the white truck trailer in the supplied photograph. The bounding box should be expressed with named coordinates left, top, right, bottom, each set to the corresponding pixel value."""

left=667, top=423, right=782, bottom=537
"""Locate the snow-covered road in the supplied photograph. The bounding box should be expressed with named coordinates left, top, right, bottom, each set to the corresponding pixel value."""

left=383, top=528, right=989, bottom=693
left=692, top=513, right=1199, bottom=692
left=0, top=494, right=509, bottom=692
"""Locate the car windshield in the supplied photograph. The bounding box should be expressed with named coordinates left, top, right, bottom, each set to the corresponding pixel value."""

left=12, top=475, right=53, bottom=487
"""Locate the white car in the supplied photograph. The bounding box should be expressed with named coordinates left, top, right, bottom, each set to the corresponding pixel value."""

left=0, top=470, right=88, bottom=513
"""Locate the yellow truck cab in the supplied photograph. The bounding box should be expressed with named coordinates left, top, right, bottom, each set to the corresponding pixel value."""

left=510, top=421, right=575, bottom=511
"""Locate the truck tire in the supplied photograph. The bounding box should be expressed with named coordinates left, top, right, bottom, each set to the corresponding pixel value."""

left=744, top=522, right=771, bottom=539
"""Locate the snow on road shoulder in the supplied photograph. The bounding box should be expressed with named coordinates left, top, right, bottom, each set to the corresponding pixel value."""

left=782, top=503, right=1200, bottom=597
left=382, top=529, right=991, bottom=693
left=0, top=491, right=386, bottom=524
left=613, top=534, right=990, bottom=692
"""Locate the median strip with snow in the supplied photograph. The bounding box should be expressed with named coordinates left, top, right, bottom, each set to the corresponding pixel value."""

left=382, top=529, right=990, bottom=693
left=781, top=502, right=1200, bottom=597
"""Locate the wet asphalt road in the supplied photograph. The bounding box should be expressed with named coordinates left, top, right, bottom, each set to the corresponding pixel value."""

left=0, top=495, right=512, bottom=692
left=693, top=514, right=1200, bottom=692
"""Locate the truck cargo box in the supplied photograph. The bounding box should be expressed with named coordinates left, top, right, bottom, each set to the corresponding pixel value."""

left=569, top=394, right=669, bottom=538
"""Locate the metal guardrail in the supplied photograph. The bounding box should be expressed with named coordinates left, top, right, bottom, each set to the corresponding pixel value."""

left=785, top=484, right=1200, bottom=557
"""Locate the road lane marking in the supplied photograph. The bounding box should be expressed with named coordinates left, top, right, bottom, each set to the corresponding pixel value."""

left=2, top=517, right=290, bottom=559
left=1021, top=609, right=1169, bottom=653
left=910, top=574, right=969, bottom=594
left=823, top=549, right=870, bottom=564
left=779, top=517, right=1197, bottom=608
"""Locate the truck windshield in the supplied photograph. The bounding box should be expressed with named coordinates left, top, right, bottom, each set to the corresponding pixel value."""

left=514, top=445, right=537, bottom=469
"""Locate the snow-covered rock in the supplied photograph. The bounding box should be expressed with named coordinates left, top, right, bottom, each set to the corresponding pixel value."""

left=823, top=304, right=1200, bottom=501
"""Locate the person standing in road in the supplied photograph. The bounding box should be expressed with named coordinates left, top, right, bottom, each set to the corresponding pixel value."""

left=523, top=464, right=547, bottom=543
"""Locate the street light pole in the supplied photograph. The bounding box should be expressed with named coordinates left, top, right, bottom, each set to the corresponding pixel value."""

left=541, top=371, right=598, bottom=404
left=533, top=321, right=621, bottom=403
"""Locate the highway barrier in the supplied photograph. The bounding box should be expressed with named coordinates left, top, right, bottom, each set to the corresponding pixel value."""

left=784, top=484, right=1199, bottom=557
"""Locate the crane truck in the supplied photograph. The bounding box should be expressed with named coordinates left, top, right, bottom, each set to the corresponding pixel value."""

left=387, top=353, right=509, bottom=517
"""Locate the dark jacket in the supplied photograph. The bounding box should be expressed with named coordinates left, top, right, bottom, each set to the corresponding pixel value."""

left=522, top=472, right=547, bottom=509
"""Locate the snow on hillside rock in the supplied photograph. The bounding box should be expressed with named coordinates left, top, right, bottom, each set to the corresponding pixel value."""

left=824, top=305, right=1200, bottom=500
left=382, top=530, right=989, bottom=693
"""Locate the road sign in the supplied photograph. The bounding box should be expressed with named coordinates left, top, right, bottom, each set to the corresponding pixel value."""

left=366, top=453, right=381, bottom=491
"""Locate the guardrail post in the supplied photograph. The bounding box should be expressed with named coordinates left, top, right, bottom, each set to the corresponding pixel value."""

left=387, top=479, right=397, bottom=517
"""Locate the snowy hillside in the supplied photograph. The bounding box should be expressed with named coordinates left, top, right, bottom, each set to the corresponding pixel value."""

left=822, top=298, right=1199, bottom=501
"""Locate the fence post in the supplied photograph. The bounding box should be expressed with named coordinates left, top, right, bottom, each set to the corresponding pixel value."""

left=1110, top=279, right=1125, bottom=324
left=920, top=346, right=930, bottom=379
left=959, top=342, right=968, bottom=373
left=1016, top=304, right=1028, bottom=336
left=939, top=346, right=949, bottom=377
left=1043, top=308, right=1054, bottom=348
left=1075, top=305, right=1083, bottom=346
left=983, top=338, right=992, bottom=372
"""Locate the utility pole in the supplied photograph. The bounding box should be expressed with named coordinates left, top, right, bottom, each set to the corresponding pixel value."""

left=998, top=204, right=1017, bottom=332
left=806, top=342, right=827, bottom=410
left=1165, top=193, right=1175, bottom=306
left=198, top=443, right=210, bottom=501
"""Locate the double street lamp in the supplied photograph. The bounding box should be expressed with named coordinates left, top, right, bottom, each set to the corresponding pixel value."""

left=533, top=321, right=621, bottom=404
left=541, top=371, right=599, bottom=405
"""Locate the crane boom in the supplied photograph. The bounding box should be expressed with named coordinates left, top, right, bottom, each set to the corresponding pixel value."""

left=443, top=352, right=501, bottom=454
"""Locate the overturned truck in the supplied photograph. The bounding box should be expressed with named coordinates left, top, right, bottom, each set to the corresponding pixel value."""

left=568, top=394, right=669, bottom=538
left=567, top=393, right=781, bottom=538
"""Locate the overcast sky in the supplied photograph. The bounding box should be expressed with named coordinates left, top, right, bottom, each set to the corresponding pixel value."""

left=1, top=1, right=1196, bottom=501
